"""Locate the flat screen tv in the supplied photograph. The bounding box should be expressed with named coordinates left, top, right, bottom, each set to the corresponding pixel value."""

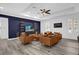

left=25, top=23, right=34, bottom=32
left=54, top=23, right=62, bottom=28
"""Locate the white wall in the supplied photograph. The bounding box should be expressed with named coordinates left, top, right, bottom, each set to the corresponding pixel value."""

left=0, top=17, right=8, bottom=39
left=41, top=13, right=79, bottom=40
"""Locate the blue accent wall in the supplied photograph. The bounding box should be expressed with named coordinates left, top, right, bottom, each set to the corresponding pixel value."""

left=0, top=14, right=40, bottom=38
left=9, top=17, right=20, bottom=38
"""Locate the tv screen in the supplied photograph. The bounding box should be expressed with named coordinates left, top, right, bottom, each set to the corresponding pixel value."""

left=25, top=23, right=34, bottom=32
left=54, top=23, right=62, bottom=28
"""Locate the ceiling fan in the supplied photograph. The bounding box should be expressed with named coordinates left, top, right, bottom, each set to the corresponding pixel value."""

left=40, top=9, right=51, bottom=15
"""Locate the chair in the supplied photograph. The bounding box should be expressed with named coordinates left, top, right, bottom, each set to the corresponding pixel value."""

left=40, top=32, right=62, bottom=47
left=19, top=32, right=33, bottom=45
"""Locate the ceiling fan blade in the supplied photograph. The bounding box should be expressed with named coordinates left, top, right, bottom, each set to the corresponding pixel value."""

left=47, top=13, right=51, bottom=14
left=40, top=9, right=43, bottom=11
left=43, top=9, right=45, bottom=11
left=46, top=10, right=50, bottom=13
left=47, top=10, right=50, bottom=11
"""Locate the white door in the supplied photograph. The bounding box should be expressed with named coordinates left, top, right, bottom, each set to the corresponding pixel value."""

left=0, top=17, right=8, bottom=39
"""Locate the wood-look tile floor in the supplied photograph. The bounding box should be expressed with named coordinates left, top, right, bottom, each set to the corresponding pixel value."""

left=0, top=38, right=79, bottom=55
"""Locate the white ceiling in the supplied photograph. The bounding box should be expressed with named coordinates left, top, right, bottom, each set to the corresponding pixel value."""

left=0, top=3, right=79, bottom=21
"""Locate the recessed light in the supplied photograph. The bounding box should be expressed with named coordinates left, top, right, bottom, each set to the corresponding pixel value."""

left=69, top=30, right=72, bottom=33
left=22, top=13, right=30, bottom=17
left=0, top=7, right=4, bottom=9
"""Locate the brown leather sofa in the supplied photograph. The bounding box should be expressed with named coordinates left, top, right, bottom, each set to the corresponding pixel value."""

left=19, top=32, right=62, bottom=47
left=39, top=32, right=62, bottom=47
left=19, top=32, right=33, bottom=45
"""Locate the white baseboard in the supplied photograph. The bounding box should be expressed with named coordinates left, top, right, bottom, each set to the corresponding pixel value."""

left=62, top=38, right=77, bottom=41
left=8, top=38, right=18, bottom=40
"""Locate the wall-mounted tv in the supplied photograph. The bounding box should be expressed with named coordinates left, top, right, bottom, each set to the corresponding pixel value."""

left=25, top=23, right=34, bottom=32
left=54, top=23, right=62, bottom=28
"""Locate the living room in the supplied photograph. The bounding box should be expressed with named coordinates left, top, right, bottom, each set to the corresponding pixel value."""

left=0, top=3, right=79, bottom=55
